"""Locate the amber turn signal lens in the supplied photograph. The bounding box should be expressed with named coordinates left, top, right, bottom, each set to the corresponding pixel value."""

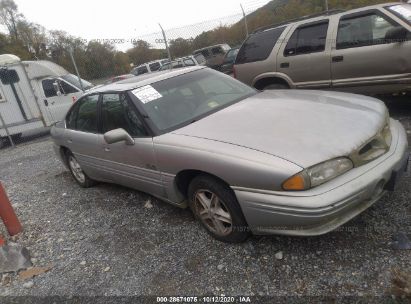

left=282, top=174, right=307, bottom=191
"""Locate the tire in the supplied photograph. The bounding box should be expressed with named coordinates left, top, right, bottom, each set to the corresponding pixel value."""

left=188, top=175, right=250, bottom=243
left=263, top=83, right=289, bottom=90
left=11, top=133, right=22, bottom=141
left=0, top=137, right=8, bottom=149
left=66, top=150, right=96, bottom=188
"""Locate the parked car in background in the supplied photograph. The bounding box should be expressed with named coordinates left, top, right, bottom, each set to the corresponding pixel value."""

left=105, top=74, right=135, bottom=84
left=131, top=59, right=170, bottom=76
left=234, top=3, right=411, bottom=95
left=193, top=44, right=231, bottom=70
left=159, top=55, right=207, bottom=71
left=0, top=54, right=93, bottom=148
left=219, top=47, right=240, bottom=75
left=51, top=66, right=408, bottom=243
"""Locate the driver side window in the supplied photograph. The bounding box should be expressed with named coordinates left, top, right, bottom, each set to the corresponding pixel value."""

left=42, top=79, right=58, bottom=97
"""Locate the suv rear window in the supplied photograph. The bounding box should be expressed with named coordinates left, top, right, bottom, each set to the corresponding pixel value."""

left=235, top=26, right=285, bottom=64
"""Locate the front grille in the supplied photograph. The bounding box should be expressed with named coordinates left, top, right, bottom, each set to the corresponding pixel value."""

left=349, top=120, right=392, bottom=167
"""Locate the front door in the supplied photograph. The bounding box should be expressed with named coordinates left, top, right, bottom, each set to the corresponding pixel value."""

left=41, top=78, right=82, bottom=123
left=277, top=20, right=332, bottom=89
left=97, top=93, right=164, bottom=197
left=331, top=9, right=411, bottom=93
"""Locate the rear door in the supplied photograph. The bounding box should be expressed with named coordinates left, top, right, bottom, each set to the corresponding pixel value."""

left=97, top=93, right=164, bottom=196
left=277, top=20, right=331, bottom=89
left=331, top=9, right=411, bottom=93
left=64, top=94, right=103, bottom=180
left=41, top=78, right=81, bottom=122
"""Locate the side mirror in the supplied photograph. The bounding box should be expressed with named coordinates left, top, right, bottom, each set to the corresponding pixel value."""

left=104, top=128, right=135, bottom=145
left=53, top=81, right=62, bottom=96
left=385, top=27, right=408, bottom=42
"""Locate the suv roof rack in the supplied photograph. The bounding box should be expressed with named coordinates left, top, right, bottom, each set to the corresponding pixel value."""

left=252, top=9, right=345, bottom=34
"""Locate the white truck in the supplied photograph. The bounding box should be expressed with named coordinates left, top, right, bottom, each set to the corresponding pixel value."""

left=0, top=54, right=93, bottom=147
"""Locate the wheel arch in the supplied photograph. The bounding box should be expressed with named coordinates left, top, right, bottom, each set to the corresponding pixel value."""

left=174, top=169, right=233, bottom=200
left=252, top=73, right=293, bottom=90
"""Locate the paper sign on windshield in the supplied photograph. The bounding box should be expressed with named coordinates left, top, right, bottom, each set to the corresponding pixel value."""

left=131, top=85, right=162, bottom=104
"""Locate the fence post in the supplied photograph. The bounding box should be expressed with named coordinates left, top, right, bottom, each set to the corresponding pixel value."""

left=0, top=111, right=15, bottom=148
left=69, top=48, right=84, bottom=92
left=159, top=23, right=172, bottom=63
left=240, top=4, right=249, bottom=38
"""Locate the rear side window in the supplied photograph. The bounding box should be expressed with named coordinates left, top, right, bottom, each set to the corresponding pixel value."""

left=73, top=95, right=99, bottom=133
left=235, top=26, right=286, bottom=64
left=284, top=21, right=329, bottom=56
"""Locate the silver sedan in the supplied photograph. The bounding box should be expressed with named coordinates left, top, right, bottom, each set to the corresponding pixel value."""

left=51, top=67, right=409, bottom=243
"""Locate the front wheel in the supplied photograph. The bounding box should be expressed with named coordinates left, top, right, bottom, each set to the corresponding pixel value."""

left=188, top=175, right=250, bottom=243
left=66, top=151, right=95, bottom=188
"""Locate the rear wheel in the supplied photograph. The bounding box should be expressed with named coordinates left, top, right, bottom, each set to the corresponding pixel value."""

left=188, top=175, right=250, bottom=243
left=66, top=151, right=95, bottom=188
left=263, top=83, right=289, bottom=90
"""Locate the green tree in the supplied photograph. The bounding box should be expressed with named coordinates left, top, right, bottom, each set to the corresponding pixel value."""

left=0, top=0, right=20, bottom=40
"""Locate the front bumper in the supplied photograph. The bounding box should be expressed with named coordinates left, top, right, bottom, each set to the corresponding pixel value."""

left=233, top=119, right=409, bottom=236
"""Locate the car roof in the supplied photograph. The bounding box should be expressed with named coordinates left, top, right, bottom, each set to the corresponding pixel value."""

left=86, top=66, right=206, bottom=94
left=253, top=2, right=402, bottom=33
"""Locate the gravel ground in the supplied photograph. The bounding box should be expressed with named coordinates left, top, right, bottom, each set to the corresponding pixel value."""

left=0, top=98, right=410, bottom=301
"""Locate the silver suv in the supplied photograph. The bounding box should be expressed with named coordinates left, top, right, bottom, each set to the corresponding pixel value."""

left=234, top=3, right=411, bottom=95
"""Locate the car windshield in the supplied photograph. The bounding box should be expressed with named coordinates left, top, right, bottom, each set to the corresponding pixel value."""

left=387, top=4, right=411, bottom=25
left=62, top=74, right=94, bottom=90
left=131, top=69, right=257, bottom=133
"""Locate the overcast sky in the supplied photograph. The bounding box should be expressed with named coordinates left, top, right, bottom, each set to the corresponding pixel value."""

left=14, top=0, right=270, bottom=50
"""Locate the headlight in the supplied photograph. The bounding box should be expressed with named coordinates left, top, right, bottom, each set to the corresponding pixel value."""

left=282, top=158, right=353, bottom=191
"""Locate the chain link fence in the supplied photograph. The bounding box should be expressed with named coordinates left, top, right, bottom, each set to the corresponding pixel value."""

left=1, top=0, right=394, bottom=149
left=0, top=0, right=277, bottom=149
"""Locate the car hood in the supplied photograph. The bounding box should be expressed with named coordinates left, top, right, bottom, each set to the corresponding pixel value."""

left=172, top=90, right=388, bottom=168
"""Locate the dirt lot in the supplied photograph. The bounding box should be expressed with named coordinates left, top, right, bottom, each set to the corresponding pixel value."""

left=0, top=98, right=410, bottom=301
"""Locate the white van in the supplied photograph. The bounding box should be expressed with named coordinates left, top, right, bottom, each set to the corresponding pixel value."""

left=130, top=59, right=170, bottom=76
left=0, top=54, right=93, bottom=146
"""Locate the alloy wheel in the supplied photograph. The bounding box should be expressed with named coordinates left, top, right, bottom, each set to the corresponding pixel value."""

left=194, top=189, right=233, bottom=236
left=68, top=155, right=86, bottom=184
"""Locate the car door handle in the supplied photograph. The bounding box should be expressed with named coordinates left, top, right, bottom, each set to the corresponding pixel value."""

left=104, top=147, right=110, bottom=152
left=44, top=99, right=48, bottom=106
left=280, top=62, right=290, bottom=68
left=332, top=56, right=344, bottom=62
left=67, top=139, right=72, bottom=144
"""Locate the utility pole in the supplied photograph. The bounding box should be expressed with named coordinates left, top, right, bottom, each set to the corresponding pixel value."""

left=69, top=48, right=84, bottom=92
left=240, top=4, right=249, bottom=38
left=325, top=0, right=329, bottom=11
left=159, top=23, right=172, bottom=63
